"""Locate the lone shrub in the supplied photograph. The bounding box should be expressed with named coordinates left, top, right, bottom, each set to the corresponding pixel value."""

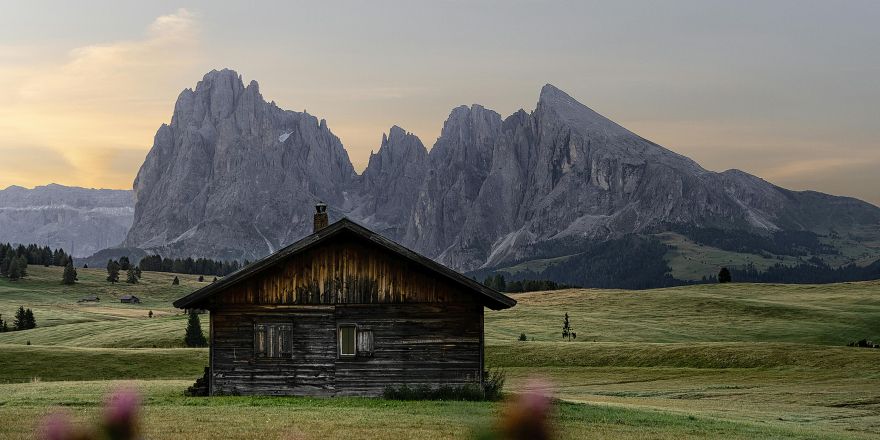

left=518, top=332, right=528, bottom=341
left=718, top=267, right=732, bottom=283
left=482, top=368, right=506, bottom=401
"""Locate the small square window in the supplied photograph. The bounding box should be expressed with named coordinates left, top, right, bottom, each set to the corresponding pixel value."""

left=339, top=325, right=356, bottom=357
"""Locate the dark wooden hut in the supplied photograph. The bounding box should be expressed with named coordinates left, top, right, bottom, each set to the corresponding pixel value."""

left=173, top=205, right=516, bottom=396
left=120, top=295, right=140, bottom=304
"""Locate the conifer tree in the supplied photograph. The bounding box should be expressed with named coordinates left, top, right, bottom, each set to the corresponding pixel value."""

left=62, top=261, right=78, bottom=285
left=13, top=306, right=27, bottom=331
left=198, top=275, right=204, bottom=282
left=126, top=267, right=139, bottom=284
left=8, top=256, right=22, bottom=281
left=172, top=276, right=180, bottom=286
left=562, top=313, right=574, bottom=342
left=0, top=249, right=15, bottom=277
left=24, top=308, right=35, bottom=329
left=718, top=267, right=732, bottom=283
left=106, top=260, right=120, bottom=283
left=184, top=312, right=207, bottom=347
left=16, top=256, right=27, bottom=278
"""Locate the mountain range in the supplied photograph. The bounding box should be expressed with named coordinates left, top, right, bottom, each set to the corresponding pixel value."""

left=3, top=69, right=877, bottom=285
left=0, top=184, right=133, bottom=258
left=116, top=68, right=880, bottom=285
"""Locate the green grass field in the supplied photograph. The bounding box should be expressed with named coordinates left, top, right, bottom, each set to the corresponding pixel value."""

left=1, top=266, right=879, bottom=439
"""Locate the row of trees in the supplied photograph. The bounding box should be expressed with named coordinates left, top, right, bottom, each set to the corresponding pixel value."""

left=0, top=306, right=36, bottom=332
left=139, top=255, right=244, bottom=277
left=106, top=258, right=141, bottom=284
left=482, top=274, right=574, bottom=293
left=672, top=226, right=838, bottom=257
left=0, top=243, right=72, bottom=268
left=729, top=258, right=880, bottom=284
left=1, top=242, right=78, bottom=283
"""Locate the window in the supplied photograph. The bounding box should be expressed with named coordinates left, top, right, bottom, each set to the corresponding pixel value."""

left=339, top=325, right=356, bottom=357
left=338, top=325, right=373, bottom=358
left=254, top=323, right=292, bottom=358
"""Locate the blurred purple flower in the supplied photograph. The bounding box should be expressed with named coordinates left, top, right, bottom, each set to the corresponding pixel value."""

left=476, top=377, right=555, bottom=440
left=40, top=412, right=75, bottom=440
left=103, top=387, right=142, bottom=440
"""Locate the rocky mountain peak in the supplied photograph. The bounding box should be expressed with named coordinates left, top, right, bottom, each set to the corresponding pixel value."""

left=118, top=73, right=880, bottom=282
left=536, top=83, right=629, bottom=137
left=125, top=68, right=355, bottom=258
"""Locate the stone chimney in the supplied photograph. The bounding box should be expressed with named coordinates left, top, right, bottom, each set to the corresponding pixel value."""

left=313, top=202, right=328, bottom=233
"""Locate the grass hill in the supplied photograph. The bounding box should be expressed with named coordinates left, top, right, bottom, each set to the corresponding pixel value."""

left=1, top=266, right=879, bottom=439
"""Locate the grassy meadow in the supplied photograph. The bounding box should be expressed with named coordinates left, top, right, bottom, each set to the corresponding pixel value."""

left=1, top=265, right=879, bottom=439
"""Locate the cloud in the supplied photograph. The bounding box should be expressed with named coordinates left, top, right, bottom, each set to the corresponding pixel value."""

left=761, top=158, right=868, bottom=182
left=0, top=9, right=202, bottom=190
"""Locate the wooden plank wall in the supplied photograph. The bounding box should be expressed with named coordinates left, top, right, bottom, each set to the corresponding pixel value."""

left=210, top=303, right=482, bottom=396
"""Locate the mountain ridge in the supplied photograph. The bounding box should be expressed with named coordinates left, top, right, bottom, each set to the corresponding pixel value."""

left=118, top=69, right=880, bottom=283
left=0, top=184, right=133, bottom=257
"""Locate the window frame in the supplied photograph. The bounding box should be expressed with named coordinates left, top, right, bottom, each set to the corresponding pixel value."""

left=253, top=321, right=293, bottom=360
left=337, top=324, right=357, bottom=358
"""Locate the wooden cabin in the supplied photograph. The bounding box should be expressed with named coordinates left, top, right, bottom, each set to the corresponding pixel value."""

left=173, top=205, right=516, bottom=397
left=120, top=295, right=140, bottom=304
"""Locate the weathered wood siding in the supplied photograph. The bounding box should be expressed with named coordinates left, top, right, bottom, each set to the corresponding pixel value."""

left=207, top=233, right=484, bottom=397
left=208, top=234, right=475, bottom=307
left=210, top=303, right=482, bottom=396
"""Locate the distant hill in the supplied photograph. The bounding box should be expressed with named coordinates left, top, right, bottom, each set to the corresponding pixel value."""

left=0, top=184, right=133, bottom=257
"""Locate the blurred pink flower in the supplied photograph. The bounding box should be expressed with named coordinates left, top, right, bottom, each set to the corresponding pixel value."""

left=40, top=412, right=75, bottom=440
left=103, top=387, right=142, bottom=440
left=496, top=378, right=555, bottom=440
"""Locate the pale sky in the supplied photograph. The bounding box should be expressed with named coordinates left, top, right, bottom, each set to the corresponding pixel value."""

left=1, top=1, right=878, bottom=205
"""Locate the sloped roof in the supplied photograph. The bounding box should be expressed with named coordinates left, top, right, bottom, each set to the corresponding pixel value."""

left=173, top=218, right=516, bottom=310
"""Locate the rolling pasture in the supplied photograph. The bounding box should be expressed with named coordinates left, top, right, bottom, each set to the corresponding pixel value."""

left=0, top=266, right=878, bottom=439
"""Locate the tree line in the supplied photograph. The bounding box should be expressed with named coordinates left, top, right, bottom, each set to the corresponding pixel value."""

left=482, top=274, right=575, bottom=293
left=671, top=226, right=839, bottom=257
left=1, top=242, right=77, bottom=282
left=138, top=255, right=244, bottom=277
left=0, top=243, right=72, bottom=268
left=728, top=258, right=880, bottom=284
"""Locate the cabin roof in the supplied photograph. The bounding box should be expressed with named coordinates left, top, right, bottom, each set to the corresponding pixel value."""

left=173, top=218, right=516, bottom=310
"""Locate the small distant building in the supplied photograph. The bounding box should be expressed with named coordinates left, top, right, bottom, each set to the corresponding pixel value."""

left=120, top=295, right=141, bottom=304
left=78, top=295, right=100, bottom=303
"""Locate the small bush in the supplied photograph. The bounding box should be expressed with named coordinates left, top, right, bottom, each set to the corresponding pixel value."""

left=383, top=383, right=485, bottom=401
left=518, top=332, right=528, bottom=341
left=382, top=369, right=505, bottom=401
left=483, top=368, right=506, bottom=401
